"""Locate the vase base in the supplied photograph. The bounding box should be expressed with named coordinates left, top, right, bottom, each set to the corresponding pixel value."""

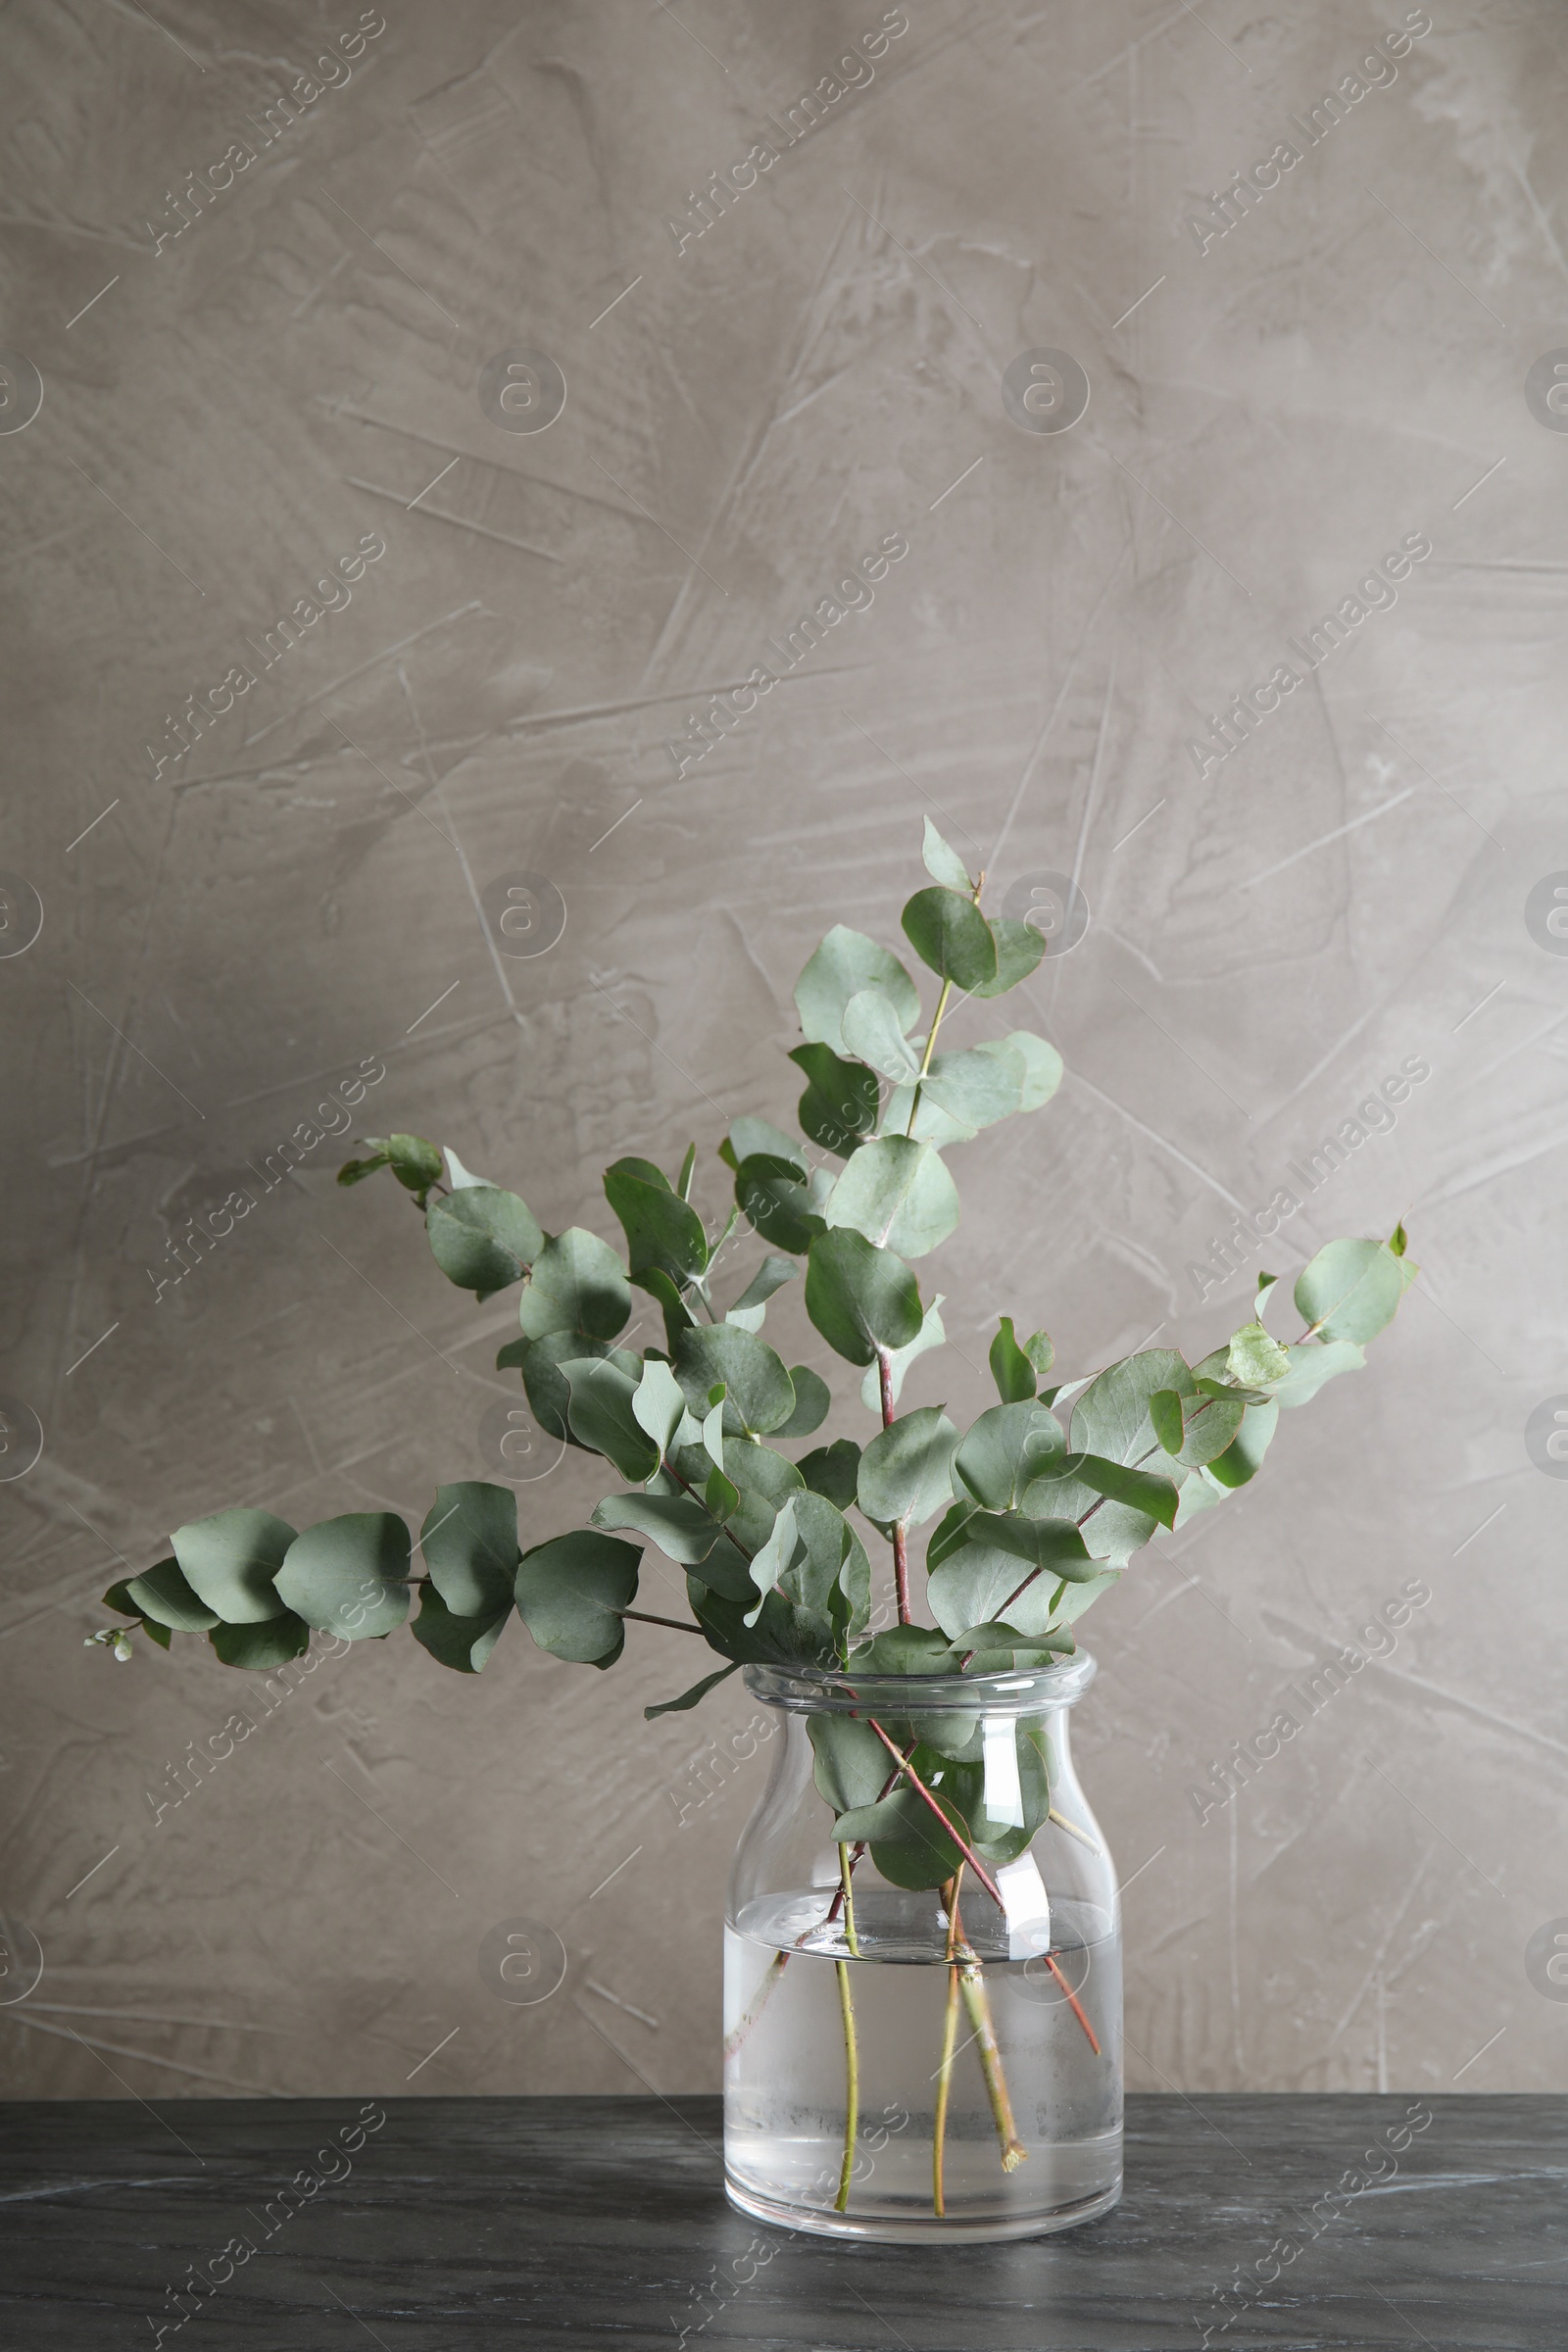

left=723, top=2171, right=1122, bottom=2244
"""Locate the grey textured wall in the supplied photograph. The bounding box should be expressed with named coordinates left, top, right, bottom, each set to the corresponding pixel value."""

left=3, top=0, right=1565, bottom=2107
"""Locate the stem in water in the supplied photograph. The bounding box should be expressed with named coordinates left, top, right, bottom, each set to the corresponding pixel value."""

left=834, top=1957, right=859, bottom=2213
left=931, top=1869, right=963, bottom=2216
left=953, top=1886, right=1028, bottom=2173
left=838, top=1843, right=860, bottom=1958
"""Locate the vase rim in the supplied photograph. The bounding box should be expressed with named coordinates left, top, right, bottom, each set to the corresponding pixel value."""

left=742, top=1650, right=1097, bottom=1714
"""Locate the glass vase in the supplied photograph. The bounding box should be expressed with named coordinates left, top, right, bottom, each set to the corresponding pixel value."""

left=724, top=1653, right=1120, bottom=2243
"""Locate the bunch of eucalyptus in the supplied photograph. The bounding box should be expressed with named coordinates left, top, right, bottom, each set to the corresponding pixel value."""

left=95, top=819, right=1412, bottom=2210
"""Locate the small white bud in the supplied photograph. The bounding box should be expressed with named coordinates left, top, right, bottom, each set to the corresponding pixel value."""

left=114, top=1634, right=134, bottom=1661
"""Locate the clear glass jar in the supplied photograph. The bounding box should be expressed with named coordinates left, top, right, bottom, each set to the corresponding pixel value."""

left=723, top=1653, right=1120, bottom=2242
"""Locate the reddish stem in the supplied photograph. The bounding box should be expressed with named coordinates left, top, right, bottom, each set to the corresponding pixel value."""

left=865, top=1719, right=1005, bottom=1909
left=1039, top=1951, right=1101, bottom=2054
left=876, top=1349, right=913, bottom=1625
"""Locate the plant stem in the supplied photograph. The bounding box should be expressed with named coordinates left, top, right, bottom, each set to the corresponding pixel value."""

left=1039, top=1951, right=1101, bottom=2054
left=614, top=1607, right=707, bottom=1636
left=723, top=1951, right=787, bottom=2060
left=932, top=1870, right=963, bottom=2216
left=954, top=1886, right=1028, bottom=2172
left=833, top=1957, right=858, bottom=2213
left=838, top=1843, right=860, bottom=1958
left=876, top=1350, right=913, bottom=1622
left=903, top=873, right=983, bottom=1137
left=864, top=1719, right=1005, bottom=1909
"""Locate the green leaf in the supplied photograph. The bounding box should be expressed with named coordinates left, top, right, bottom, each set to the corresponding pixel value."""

left=726, top=1254, right=800, bottom=1329
left=795, top=925, right=921, bottom=1054
left=920, top=1046, right=1020, bottom=1131
left=860, top=1296, right=945, bottom=1411
left=1071, top=1348, right=1197, bottom=1466
left=969, top=918, right=1047, bottom=999
left=926, top=1498, right=980, bottom=1572
left=927, top=1528, right=1084, bottom=1642
left=1148, top=1389, right=1186, bottom=1457
left=677, top=1143, right=697, bottom=1200
left=590, top=1490, right=721, bottom=1567
left=825, top=1137, right=959, bottom=1259
left=791, top=1045, right=881, bottom=1159
left=857, top=1406, right=959, bottom=1529
left=673, top=1325, right=798, bottom=1437
left=773, top=1365, right=830, bottom=1440
left=901, top=886, right=997, bottom=992
left=978, top=1030, right=1062, bottom=1113
left=101, top=1577, right=142, bottom=1619
left=561, top=1358, right=662, bottom=1481
left=746, top=1495, right=800, bottom=1623
left=734, top=1153, right=826, bottom=1255
left=126, top=1557, right=220, bottom=1633
left=883, top=1082, right=980, bottom=1150
left=337, top=1133, right=443, bottom=1197
left=851, top=1623, right=960, bottom=1674
left=804, top=1229, right=922, bottom=1366
left=629, top=1266, right=697, bottom=1351
left=274, top=1514, right=412, bottom=1641
left=1031, top=1451, right=1179, bottom=1529
left=1271, top=1338, right=1366, bottom=1408
left=841, top=989, right=922, bottom=1083
left=171, top=1508, right=297, bottom=1624
left=797, top=1437, right=861, bottom=1511
left=210, top=1613, right=310, bottom=1669
left=603, top=1157, right=709, bottom=1287
left=517, top=1229, right=632, bottom=1346
left=705, top=1462, right=740, bottom=1519
left=1255, top=1269, right=1280, bottom=1313
left=724, top=1116, right=806, bottom=1173
left=835, top=1788, right=970, bottom=1892
left=419, top=1483, right=518, bottom=1619
left=1204, top=1399, right=1279, bottom=1490
left=954, top=1400, right=1065, bottom=1510
left=410, top=1585, right=508, bottom=1674
left=514, top=1530, right=641, bottom=1667
left=1388, top=1219, right=1408, bottom=1258
left=1023, top=1329, right=1054, bottom=1376
left=508, top=1334, right=641, bottom=1445
left=989, top=1316, right=1037, bottom=1403
left=1227, top=1320, right=1292, bottom=1388
left=921, top=816, right=975, bottom=892
left=336, top=1151, right=388, bottom=1187
left=687, top=1575, right=838, bottom=1671
left=962, top=1511, right=1098, bottom=1578
left=427, top=1186, right=544, bottom=1299
left=956, top=1622, right=1076, bottom=1672
left=644, top=1662, right=740, bottom=1719
left=808, top=1713, right=890, bottom=1812
left=781, top=1493, right=870, bottom=1644
left=630, top=1356, right=689, bottom=1454
left=443, top=1147, right=490, bottom=1189
left=1294, top=1237, right=1407, bottom=1344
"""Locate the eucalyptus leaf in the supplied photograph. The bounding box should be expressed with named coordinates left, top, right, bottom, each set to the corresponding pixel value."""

left=1071, top=1348, right=1198, bottom=1466
left=561, top=1358, right=662, bottom=1481
left=1148, top=1389, right=1185, bottom=1457
left=746, top=1495, right=799, bottom=1622
left=210, top=1613, right=310, bottom=1670
left=1227, top=1319, right=1292, bottom=1388
left=824, top=1137, right=960, bottom=1259
left=172, top=1507, right=297, bottom=1624
left=797, top=1437, right=861, bottom=1511
left=804, top=1229, right=923, bottom=1366
left=970, top=917, right=1047, bottom=998
left=978, top=1031, right=1062, bottom=1113
left=604, top=1157, right=709, bottom=1287
left=590, top=1490, right=721, bottom=1567
left=837, top=1787, right=971, bottom=1892
left=127, top=1556, right=220, bottom=1633
left=850, top=1624, right=959, bottom=1674
left=727, top=1255, right=800, bottom=1324
left=443, top=1147, right=490, bottom=1190
left=419, top=1483, right=518, bottom=1618
left=901, top=887, right=997, bottom=992
left=410, top=1585, right=508, bottom=1674
left=1294, top=1237, right=1407, bottom=1345
left=724, top=1116, right=806, bottom=1173
left=841, top=989, right=922, bottom=1083
left=514, top=1530, right=641, bottom=1667
left=274, top=1513, right=412, bottom=1642
left=734, top=1153, right=826, bottom=1255
left=795, top=926, right=921, bottom=1054
left=857, top=1406, right=959, bottom=1529
left=921, top=816, right=975, bottom=892
left=791, top=1045, right=881, bottom=1159
left=509, top=1334, right=641, bottom=1446
left=954, top=1400, right=1065, bottom=1510
left=920, top=1047, right=1020, bottom=1131
left=644, top=1662, right=740, bottom=1719
left=773, top=1365, right=831, bottom=1440
left=427, top=1186, right=544, bottom=1298
left=808, top=1712, right=890, bottom=1812
left=988, top=1316, right=1037, bottom=1403
left=628, top=1266, right=697, bottom=1351
left=630, top=1355, right=689, bottom=1454
left=517, top=1229, right=631, bottom=1345
left=673, top=1325, right=798, bottom=1438
left=956, top=1622, right=1076, bottom=1672
left=1030, top=1451, right=1179, bottom=1528
left=1205, top=1399, right=1279, bottom=1490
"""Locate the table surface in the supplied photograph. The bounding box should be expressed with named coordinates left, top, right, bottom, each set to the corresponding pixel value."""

left=1, top=2093, right=1563, bottom=2350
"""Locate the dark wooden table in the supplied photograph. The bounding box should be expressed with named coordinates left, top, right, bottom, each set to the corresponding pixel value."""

left=1, top=2094, right=1562, bottom=2348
